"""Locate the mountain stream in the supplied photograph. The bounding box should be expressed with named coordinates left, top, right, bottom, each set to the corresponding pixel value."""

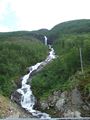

left=16, top=37, right=56, bottom=119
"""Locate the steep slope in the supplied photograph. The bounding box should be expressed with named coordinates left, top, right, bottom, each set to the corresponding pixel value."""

left=0, top=34, right=48, bottom=97
left=0, top=19, right=90, bottom=118
left=31, top=20, right=90, bottom=117
left=0, top=94, right=33, bottom=118
left=0, top=32, right=49, bottom=118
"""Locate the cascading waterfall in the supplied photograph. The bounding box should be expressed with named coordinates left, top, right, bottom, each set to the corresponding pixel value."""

left=15, top=36, right=56, bottom=119
left=44, top=36, right=48, bottom=45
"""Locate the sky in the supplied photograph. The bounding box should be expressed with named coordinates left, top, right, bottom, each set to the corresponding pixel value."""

left=0, top=0, right=90, bottom=32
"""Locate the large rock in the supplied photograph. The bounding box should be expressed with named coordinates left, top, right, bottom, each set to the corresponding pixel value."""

left=40, top=100, right=49, bottom=110
left=71, top=88, right=83, bottom=108
left=11, top=91, right=22, bottom=105
left=39, top=88, right=90, bottom=117
left=55, top=98, right=65, bottom=111
left=64, top=109, right=81, bottom=117
left=48, top=91, right=61, bottom=107
left=55, top=91, right=67, bottom=111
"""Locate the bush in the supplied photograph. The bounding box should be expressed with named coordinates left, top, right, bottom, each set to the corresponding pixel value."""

left=0, top=38, right=48, bottom=96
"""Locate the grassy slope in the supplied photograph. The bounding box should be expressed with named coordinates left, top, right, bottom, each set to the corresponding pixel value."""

left=0, top=34, right=48, bottom=97
left=31, top=20, right=90, bottom=100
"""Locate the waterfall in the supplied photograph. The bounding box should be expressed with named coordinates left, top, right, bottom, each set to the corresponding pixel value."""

left=15, top=38, right=56, bottom=119
left=44, top=36, right=48, bottom=45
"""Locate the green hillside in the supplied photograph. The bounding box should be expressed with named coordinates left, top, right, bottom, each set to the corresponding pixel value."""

left=48, top=19, right=90, bottom=43
left=0, top=34, right=48, bottom=97
left=0, top=31, right=45, bottom=43
left=32, top=20, right=90, bottom=100
left=0, top=19, right=90, bottom=117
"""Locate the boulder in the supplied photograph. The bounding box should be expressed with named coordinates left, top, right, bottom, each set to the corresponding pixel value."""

left=64, top=109, right=81, bottom=117
left=71, top=88, right=83, bottom=108
left=11, top=91, right=22, bottom=105
left=48, top=91, right=61, bottom=107
left=55, top=98, right=65, bottom=111
left=55, top=91, right=67, bottom=111
left=40, top=100, right=49, bottom=110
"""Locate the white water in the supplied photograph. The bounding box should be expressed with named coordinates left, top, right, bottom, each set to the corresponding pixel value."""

left=17, top=37, right=56, bottom=119
left=44, top=36, right=48, bottom=45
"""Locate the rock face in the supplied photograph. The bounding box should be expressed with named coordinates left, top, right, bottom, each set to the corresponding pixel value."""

left=39, top=88, right=90, bottom=117
left=71, top=88, right=83, bottom=108
left=11, top=87, right=90, bottom=118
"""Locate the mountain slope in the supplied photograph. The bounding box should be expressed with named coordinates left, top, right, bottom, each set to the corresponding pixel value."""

left=31, top=19, right=90, bottom=117
left=0, top=34, right=48, bottom=97
left=0, top=31, right=46, bottom=43
left=48, top=19, right=90, bottom=43
left=32, top=19, right=90, bottom=98
left=0, top=19, right=90, bottom=118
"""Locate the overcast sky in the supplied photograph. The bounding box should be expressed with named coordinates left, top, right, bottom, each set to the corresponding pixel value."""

left=0, top=0, right=90, bottom=32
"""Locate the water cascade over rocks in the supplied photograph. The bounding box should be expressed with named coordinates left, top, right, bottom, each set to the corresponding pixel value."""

left=15, top=36, right=56, bottom=119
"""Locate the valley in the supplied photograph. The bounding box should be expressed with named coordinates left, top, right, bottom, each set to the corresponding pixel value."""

left=0, top=19, right=90, bottom=119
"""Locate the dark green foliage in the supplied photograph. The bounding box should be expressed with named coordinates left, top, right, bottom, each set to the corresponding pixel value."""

left=48, top=19, right=90, bottom=43
left=32, top=32, right=90, bottom=100
left=0, top=19, right=90, bottom=100
left=0, top=37, right=48, bottom=97
left=0, top=31, right=46, bottom=44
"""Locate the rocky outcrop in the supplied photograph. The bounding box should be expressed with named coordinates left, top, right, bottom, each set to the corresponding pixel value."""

left=11, top=91, right=22, bottom=105
left=71, top=88, right=83, bottom=108
left=11, top=86, right=90, bottom=118
left=40, top=100, right=49, bottom=110
left=39, top=88, right=90, bottom=117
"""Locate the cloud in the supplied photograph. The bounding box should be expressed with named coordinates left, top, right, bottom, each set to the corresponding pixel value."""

left=0, top=25, right=12, bottom=32
left=0, top=0, right=7, bottom=20
left=9, top=0, right=90, bottom=30
left=0, top=0, right=90, bottom=31
left=0, top=0, right=19, bottom=31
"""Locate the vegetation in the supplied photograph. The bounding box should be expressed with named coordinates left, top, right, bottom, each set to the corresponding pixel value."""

left=0, top=35, right=48, bottom=97
left=48, top=19, right=90, bottom=43
left=0, top=19, right=90, bottom=108
left=31, top=20, right=90, bottom=100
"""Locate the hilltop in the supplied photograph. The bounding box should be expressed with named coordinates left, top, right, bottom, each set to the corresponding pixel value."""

left=48, top=19, right=90, bottom=41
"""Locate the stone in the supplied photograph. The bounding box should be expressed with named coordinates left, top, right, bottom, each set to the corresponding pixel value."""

left=64, top=109, right=81, bottom=117
left=71, top=88, right=83, bottom=107
left=40, top=100, right=49, bottom=110
left=11, top=91, right=22, bottom=105
left=48, top=95, right=59, bottom=107
left=48, top=91, right=61, bottom=107
left=53, top=91, right=61, bottom=97
left=61, top=91, right=68, bottom=98
left=55, top=98, right=65, bottom=111
left=82, top=105, right=90, bottom=111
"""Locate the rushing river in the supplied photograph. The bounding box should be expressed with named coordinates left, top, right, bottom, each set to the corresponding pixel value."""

left=16, top=37, right=56, bottom=119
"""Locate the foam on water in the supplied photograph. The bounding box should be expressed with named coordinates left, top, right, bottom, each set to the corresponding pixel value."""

left=17, top=42, right=56, bottom=119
